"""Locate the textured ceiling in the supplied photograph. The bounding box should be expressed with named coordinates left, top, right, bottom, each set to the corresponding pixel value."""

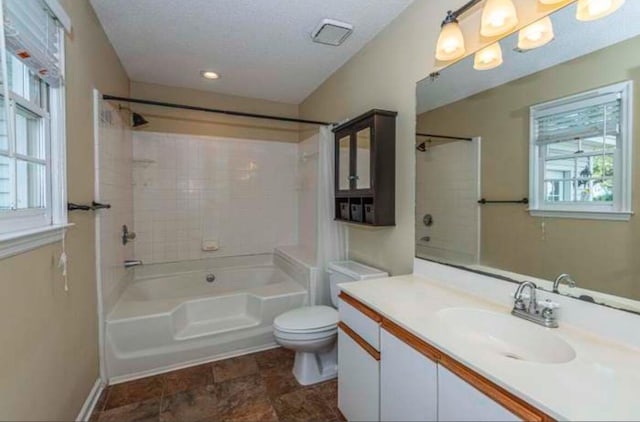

left=417, top=1, right=640, bottom=114
left=90, top=0, right=413, bottom=104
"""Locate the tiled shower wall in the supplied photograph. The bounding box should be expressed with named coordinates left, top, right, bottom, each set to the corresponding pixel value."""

left=97, top=101, right=134, bottom=314
left=133, top=132, right=298, bottom=264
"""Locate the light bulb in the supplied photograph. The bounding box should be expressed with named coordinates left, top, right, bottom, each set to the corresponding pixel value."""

left=481, top=0, right=519, bottom=37
left=435, top=21, right=466, bottom=61
left=474, top=42, right=503, bottom=70
left=576, top=0, right=624, bottom=21
left=518, top=16, right=554, bottom=50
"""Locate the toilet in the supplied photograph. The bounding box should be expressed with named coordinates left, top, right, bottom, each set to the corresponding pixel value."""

left=273, top=260, right=388, bottom=385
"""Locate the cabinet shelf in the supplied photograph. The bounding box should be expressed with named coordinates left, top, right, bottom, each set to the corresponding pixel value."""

left=333, top=109, right=397, bottom=227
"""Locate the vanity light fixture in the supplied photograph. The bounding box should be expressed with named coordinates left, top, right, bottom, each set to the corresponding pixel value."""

left=436, top=15, right=466, bottom=61
left=576, top=0, right=625, bottom=21
left=481, top=0, right=519, bottom=37
left=474, top=42, right=504, bottom=70
left=201, top=70, right=220, bottom=80
left=518, top=16, right=554, bottom=50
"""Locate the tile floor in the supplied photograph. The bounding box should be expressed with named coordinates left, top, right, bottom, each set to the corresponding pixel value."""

left=91, top=348, right=344, bottom=422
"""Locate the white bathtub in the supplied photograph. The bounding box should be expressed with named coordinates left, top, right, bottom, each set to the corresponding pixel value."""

left=105, top=253, right=307, bottom=382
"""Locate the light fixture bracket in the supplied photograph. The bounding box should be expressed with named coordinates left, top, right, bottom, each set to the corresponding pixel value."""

left=442, top=0, right=483, bottom=26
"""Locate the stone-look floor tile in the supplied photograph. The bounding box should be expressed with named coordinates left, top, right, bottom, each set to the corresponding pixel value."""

left=164, top=364, right=214, bottom=395
left=260, top=366, right=303, bottom=399
left=272, top=388, right=337, bottom=422
left=216, top=374, right=270, bottom=412
left=104, top=375, right=165, bottom=410
left=310, top=379, right=339, bottom=414
left=98, top=398, right=160, bottom=422
left=212, top=354, right=259, bottom=383
left=159, top=385, right=218, bottom=422
left=218, top=398, right=279, bottom=422
left=254, top=348, right=294, bottom=371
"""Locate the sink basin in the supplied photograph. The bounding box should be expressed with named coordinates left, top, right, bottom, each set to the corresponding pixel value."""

left=436, top=308, right=576, bottom=364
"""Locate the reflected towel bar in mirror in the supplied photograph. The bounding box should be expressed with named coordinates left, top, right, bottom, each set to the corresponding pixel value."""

left=478, top=198, right=529, bottom=205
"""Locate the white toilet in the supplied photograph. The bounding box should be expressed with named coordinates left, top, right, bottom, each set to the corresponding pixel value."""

left=273, top=260, right=388, bottom=385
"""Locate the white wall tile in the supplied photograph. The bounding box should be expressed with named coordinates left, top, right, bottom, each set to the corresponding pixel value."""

left=133, top=132, right=300, bottom=264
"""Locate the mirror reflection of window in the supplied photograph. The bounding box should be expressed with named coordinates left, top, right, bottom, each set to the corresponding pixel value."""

left=356, top=128, right=371, bottom=190
left=338, top=135, right=350, bottom=190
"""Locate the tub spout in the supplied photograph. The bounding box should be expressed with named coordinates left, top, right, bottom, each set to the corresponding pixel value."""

left=124, top=260, right=143, bottom=269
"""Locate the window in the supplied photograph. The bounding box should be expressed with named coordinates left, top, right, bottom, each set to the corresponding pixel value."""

left=529, top=81, right=633, bottom=220
left=0, top=0, right=70, bottom=256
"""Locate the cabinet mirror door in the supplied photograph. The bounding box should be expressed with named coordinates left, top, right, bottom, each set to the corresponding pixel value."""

left=355, top=128, right=372, bottom=190
left=338, top=135, right=351, bottom=191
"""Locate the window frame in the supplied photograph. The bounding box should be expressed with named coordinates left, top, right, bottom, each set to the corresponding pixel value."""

left=528, top=81, right=633, bottom=221
left=0, top=11, right=68, bottom=258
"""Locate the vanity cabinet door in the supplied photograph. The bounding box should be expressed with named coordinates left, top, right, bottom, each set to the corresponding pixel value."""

left=438, top=366, right=522, bottom=422
left=380, top=328, right=437, bottom=421
left=338, top=325, right=380, bottom=421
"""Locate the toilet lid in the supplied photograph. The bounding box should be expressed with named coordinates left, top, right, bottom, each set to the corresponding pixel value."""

left=274, top=306, right=338, bottom=333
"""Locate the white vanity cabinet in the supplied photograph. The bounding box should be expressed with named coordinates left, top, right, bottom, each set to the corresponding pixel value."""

left=438, top=366, right=520, bottom=422
left=380, top=327, right=438, bottom=421
left=337, top=292, right=549, bottom=422
left=338, top=293, right=382, bottom=421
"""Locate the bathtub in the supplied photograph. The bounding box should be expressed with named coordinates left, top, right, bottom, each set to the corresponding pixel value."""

left=105, top=253, right=307, bottom=382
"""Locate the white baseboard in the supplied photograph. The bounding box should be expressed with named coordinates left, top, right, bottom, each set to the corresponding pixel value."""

left=76, top=379, right=105, bottom=422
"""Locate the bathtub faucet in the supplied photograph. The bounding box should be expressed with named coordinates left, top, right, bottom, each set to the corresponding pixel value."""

left=124, top=260, right=143, bottom=269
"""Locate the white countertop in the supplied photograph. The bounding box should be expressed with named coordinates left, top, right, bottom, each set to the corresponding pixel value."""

left=339, top=274, right=640, bottom=421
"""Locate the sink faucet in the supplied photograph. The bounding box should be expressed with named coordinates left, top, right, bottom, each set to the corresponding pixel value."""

left=553, top=273, right=576, bottom=294
left=512, top=281, right=559, bottom=328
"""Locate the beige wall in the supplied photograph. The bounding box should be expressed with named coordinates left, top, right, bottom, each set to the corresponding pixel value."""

left=298, top=0, right=577, bottom=276
left=299, top=0, right=450, bottom=275
left=130, top=81, right=300, bottom=143
left=417, top=36, right=640, bottom=300
left=0, top=1, right=130, bottom=420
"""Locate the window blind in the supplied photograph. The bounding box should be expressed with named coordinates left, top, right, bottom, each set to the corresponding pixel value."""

left=3, top=0, right=62, bottom=86
left=534, top=95, right=621, bottom=145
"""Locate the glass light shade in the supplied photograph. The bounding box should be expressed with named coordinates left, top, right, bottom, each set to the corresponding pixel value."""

left=538, top=0, right=568, bottom=4
left=576, top=0, right=624, bottom=21
left=435, top=21, right=466, bottom=61
left=474, top=43, right=503, bottom=70
left=481, top=0, right=519, bottom=37
left=518, top=17, right=554, bottom=50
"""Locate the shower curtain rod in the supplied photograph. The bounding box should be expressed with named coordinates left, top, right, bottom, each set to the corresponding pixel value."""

left=102, top=95, right=336, bottom=126
left=416, top=133, right=473, bottom=141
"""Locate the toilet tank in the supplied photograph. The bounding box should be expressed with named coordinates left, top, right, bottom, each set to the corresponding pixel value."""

left=328, top=261, right=389, bottom=307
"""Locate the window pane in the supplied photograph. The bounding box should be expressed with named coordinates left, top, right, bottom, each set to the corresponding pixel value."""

left=546, top=140, right=580, bottom=158
left=0, top=98, right=7, bottom=151
left=15, top=105, right=44, bottom=159
left=16, top=160, right=45, bottom=209
left=0, top=155, right=11, bottom=210
left=545, top=158, right=576, bottom=179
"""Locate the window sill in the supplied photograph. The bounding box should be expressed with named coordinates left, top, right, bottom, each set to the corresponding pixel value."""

left=0, top=223, right=74, bottom=260
left=528, top=209, right=633, bottom=221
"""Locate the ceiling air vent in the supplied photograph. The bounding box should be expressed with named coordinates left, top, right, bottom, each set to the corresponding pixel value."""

left=311, top=19, right=353, bottom=46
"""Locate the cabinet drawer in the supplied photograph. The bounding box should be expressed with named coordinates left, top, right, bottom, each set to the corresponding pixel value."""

left=338, top=293, right=381, bottom=350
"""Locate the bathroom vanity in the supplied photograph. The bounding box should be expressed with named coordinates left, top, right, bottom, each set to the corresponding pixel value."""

left=336, top=263, right=640, bottom=421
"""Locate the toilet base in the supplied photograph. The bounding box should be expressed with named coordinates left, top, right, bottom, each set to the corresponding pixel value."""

left=292, top=343, right=338, bottom=386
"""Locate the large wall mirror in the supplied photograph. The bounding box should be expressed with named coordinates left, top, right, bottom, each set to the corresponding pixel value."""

left=415, top=2, right=640, bottom=313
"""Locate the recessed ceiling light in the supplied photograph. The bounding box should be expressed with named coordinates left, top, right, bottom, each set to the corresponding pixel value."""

left=201, top=71, right=220, bottom=80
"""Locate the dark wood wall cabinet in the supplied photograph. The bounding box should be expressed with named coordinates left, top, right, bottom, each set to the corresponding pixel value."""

left=333, top=109, right=397, bottom=227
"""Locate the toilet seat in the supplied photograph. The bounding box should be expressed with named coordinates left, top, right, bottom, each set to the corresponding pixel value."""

left=274, top=305, right=338, bottom=334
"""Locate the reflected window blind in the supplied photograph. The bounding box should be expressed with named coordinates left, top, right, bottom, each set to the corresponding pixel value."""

left=534, top=94, right=621, bottom=145
left=3, top=0, right=62, bottom=86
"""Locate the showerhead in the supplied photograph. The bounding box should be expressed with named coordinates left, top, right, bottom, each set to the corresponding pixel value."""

left=132, top=112, right=149, bottom=128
